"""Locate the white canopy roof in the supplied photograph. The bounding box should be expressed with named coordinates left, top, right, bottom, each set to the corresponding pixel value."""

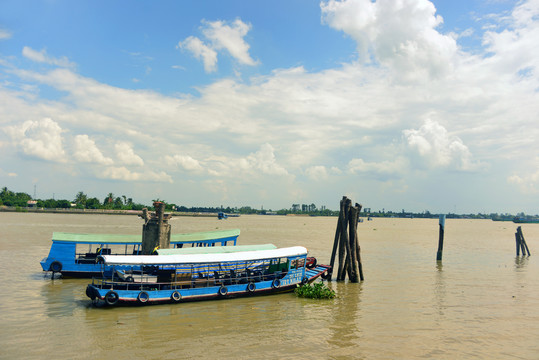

left=100, top=246, right=308, bottom=265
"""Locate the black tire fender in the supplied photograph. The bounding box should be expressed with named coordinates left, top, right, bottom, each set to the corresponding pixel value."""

left=218, top=286, right=228, bottom=296
left=171, top=291, right=181, bottom=302
left=246, top=282, right=256, bottom=292
left=302, top=276, right=309, bottom=285
left=272, top=279, right=281, bottom=288
left=50, top=261, right=62, bottom=273
left=104, top=290, right=119, bottom=306
left=137, top=291, right=149, bottom=304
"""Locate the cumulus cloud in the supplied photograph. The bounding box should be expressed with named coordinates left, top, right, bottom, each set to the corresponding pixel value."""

left=348, top=156, right=408, bottom=175
left=100, top=166, right=173, bottom=183
left=305, top=165, right=329, bottom=180
left=73, top=135, right=113, bottom=165
left=246, top=143, right=288, bottom=176
left=321, top=0, right=458, bottom=81
left=178, top=19, right=258, bottom=73
left=22, top=46, right=75, bottom=68
left=165, top=154, right=203, bottom=172
left=5, top=118, right=66, bottom=162
left=202, top=19, right=258, bottom=66
left=115, top=142, right=144, bottom=166
left=403, top=119, right=480, bottom=171
left=178, top=36, right=218, bottom=73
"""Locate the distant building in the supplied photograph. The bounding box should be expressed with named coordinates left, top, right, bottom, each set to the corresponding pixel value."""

left=27, top=200, right=37, bottom=208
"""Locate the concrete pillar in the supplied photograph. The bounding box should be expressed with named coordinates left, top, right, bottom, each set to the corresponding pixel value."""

left=141, top=202, right=171, bottom=254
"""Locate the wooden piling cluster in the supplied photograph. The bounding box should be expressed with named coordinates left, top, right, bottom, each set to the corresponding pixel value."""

left=328, top=196, right=364, bottom=282
left=515, top=226, right=531, bottom=256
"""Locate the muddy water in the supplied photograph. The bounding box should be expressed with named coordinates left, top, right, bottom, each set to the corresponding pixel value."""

left=1, top=213, right=538, bottom=359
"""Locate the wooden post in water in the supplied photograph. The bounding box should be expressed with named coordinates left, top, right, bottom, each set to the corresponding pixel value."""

left=329, top=196, right=364, bottom=282
left=436, top=214, right=445, bottom=261
left=516, top=226, right=531, bottom=256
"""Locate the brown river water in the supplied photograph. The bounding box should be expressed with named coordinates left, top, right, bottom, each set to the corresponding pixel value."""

left=1, top=212, right=538, bottom=359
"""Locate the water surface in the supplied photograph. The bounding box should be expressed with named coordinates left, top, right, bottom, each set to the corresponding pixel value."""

left=1, top=213, right=538, bottom=359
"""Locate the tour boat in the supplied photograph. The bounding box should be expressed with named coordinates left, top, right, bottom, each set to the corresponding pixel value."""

left=85, top=246, right=331, bottom=306
left=40, top=229, right=240, bottom=277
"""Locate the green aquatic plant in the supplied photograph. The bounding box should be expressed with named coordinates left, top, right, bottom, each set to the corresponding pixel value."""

left=295, top=281, right=336, bottom=299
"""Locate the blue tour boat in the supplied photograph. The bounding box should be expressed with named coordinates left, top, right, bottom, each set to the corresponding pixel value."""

left=85, top=246, right=330, bottom=306
left=40, top=229, right=240, bottom=277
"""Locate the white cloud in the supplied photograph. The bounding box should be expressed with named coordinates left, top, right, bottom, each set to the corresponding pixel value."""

left=22, top=46, right=75, bottom=68
left=115, top=142, right=144, bottom=166
left=179, top=19, right=258, bottom=73
left=165, top=154, right=203, bottom=172
left=403, top=119, right=480, bottom=171
left=5, top=118, right=66, bottom=162
left=246, top=143, right=288, bottom=176
left=0, top=28, right=12, bottom=40
left=321, top=0, right=458, bottom=82
left=202, top=19, right=258, bottom=66
left=73, top=135, right=113, bottom=165
left=348, top=157, right=408, bottom=175
left=179, top=36, right=218, bottom=73
left=305, top=165, right=329, bottom=180
left=100, top=166, right=173, bottom=183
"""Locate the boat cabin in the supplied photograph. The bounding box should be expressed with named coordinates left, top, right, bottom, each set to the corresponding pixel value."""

left=40, top=229, right=240, bottom=277
left=86, top=246, right=330, bottom=306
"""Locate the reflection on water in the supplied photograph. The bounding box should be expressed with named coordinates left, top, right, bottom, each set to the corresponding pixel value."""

left=2, top=213, right=539, bottom=359
left=514, top=255, right=530, bottom=270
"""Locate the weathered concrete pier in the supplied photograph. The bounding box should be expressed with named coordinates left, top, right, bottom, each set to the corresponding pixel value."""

left=141, top=201, right=171, bottom=254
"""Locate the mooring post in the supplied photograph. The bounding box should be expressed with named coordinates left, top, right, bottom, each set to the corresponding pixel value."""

left=516, top=226, right=531, bottom=256
left=348, top=205, right=360, bottom=283
left=515, top=230, right=521, bottom=256
left=337, top=198, right=351, bottom=281
left=355, top=203, right=364, bottom=281
left=436, top=214, right=445, bottom=261
left=328, top=205, right=343, bottom=281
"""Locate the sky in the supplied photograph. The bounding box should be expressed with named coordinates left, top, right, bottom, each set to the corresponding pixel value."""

left=1, top=0, right=538, bottom=214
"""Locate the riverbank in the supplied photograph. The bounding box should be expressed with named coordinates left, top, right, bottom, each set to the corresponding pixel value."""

left=0, top=206, right=217, bottom=217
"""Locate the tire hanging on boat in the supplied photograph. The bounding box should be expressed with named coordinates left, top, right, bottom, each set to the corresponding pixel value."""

left=246, top=282, right=256, bottom=292
left=86, top=285, right=96, bottom=300
left=137, top=291, right=149, bottom=304
left=272, top=279, right=281, bottom=288
left=218, top=286, right=228, bottom=296
left=171, top=291, right=181, bottom=302
left=301, top=276, right=309, bottom=285
left=104, top=290, right=119, bottom=306
left=50, top=261, right=62, bottom=273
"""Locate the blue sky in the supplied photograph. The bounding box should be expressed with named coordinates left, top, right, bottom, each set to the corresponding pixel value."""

left=1, top=0, right=538, bottom=214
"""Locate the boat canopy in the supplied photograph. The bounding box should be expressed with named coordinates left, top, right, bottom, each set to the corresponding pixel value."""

left=156, top=243, right=276, bottom=255
left=51, top=228, right=240, bottom=244
left=100, top=246, right=308, bottom=265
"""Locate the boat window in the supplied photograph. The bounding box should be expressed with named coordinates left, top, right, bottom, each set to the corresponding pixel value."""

left=292, top=258, right=305, bottom=269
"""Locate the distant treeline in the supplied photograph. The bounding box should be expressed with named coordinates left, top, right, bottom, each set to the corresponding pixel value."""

left=0, top=186, right=534, bottom=219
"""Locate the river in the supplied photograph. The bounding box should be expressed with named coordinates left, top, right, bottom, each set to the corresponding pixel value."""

left=1, top=212, right=538, bottom=359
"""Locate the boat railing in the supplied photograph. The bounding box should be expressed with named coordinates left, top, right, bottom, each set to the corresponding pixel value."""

left=91, top=268, right=291, bottom=291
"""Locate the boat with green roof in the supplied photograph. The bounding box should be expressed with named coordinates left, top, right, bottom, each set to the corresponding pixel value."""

left=40, top=229, right=240, bottom=277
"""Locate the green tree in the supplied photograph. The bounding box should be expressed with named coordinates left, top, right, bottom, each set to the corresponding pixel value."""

left=74, top=191, right=87, bottom=206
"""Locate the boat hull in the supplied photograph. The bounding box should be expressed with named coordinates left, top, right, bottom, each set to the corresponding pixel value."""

left=87, top=264, right=331, bottom=306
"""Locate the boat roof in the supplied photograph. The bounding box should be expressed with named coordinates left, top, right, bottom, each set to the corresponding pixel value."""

left=156, top=243, right=276, bottom=255
left=51, top=228, right=240, bottom=244
left=100, top=246, right=308, bottom=265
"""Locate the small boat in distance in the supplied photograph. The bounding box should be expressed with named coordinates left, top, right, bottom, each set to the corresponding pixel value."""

left=40, top=229, right=240, bottom=278
left=86, top=246, right=330, bottom=306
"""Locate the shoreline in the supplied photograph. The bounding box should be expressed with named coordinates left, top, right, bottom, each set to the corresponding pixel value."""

left=0, top=206, right=218, bottom=217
